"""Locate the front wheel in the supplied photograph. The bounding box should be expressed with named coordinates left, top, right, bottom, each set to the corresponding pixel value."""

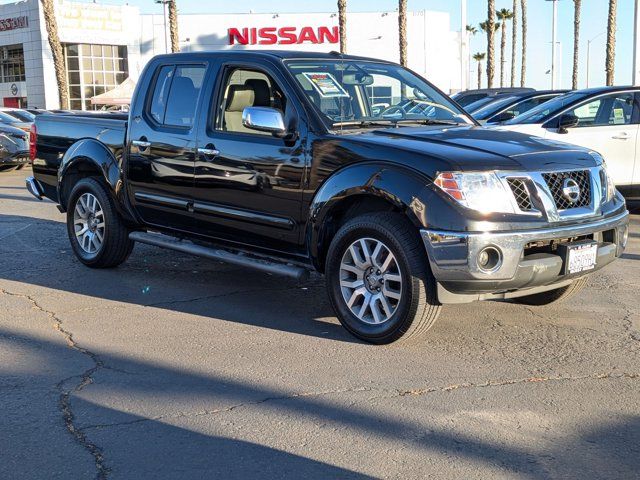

left=326, top=212, right=441, bottom=344
left=66, top=177, right=134, bottom=268
left=511, top=277, right=589, bottom=306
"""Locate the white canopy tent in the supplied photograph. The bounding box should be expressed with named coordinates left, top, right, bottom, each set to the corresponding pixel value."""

left=90, top=77, right=136, bottom=106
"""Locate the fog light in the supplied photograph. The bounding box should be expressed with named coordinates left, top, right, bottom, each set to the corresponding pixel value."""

left=477, top=246, right=502, bottom=272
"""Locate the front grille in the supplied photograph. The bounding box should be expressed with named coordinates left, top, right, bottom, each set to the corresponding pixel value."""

left=542, top=170, right=591, bottom=210
left=507, top=178, right=533, bottom=211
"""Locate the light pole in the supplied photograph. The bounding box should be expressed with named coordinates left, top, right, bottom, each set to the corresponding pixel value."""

left=633, top=0, right=640, bottom=85
left=155, top=0, right=170, bottom=54
left=546, top=0, right=559, bottom=90
left=586, top=31, right=606, bottom=88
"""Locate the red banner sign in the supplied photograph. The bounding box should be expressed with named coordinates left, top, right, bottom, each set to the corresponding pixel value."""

left=0, top=16, right=28, bottom=32
left=229, top=26, right=339, bottom=45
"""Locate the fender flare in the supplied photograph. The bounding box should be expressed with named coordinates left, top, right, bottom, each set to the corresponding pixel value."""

left=57, top=138, right=122, bottom=212
left=307, top=162, right=436, bottom=269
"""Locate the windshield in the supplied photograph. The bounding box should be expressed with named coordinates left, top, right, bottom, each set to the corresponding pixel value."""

left=504, top=91, right=588, bottom=124
left=5, top=110, right=34, bottom=122
left=0, top=111, right=20, bottom=124
left=472, top=95, right=520, bottom=119
left=285, top=59, right=473, bottom=128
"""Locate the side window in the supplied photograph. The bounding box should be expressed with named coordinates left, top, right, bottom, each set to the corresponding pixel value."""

left=504, top=96, right=553, bottom=118
left=566, top=93, right=635, bottom=127
left=218, top=68, right=287, bottom=135
left=148, top=64, right=206, bottom=127
left=149, top=65, right=174, bottom=124
left=164, top=66, right=206, bottom=127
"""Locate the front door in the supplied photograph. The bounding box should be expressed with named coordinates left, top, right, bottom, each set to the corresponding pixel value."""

left=192, top=63, right=307, bottom=252
left=127, top=63, right=208, bottom=232
left=543, top=91, right=639, bottom=188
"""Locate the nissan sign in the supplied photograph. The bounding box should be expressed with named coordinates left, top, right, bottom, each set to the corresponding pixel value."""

left=228, top=26, right=339, bottom=45
left=0, top=16, right=28, bottom=32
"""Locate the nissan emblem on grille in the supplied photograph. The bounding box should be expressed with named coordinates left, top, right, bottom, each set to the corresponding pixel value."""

left=562, top=178, right=581, bottom=203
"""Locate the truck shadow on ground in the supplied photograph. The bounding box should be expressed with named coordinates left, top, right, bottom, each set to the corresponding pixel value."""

left=2, top=328, right=639, bottom=480
left=0, top=214, right=353, bottom=343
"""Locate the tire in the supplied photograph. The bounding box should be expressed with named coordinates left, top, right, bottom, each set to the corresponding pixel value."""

left=325, top=212, right=441, bottom=344
left=0, top=165, right=16, bottom=172
left=15, top=164, right=25, bottom=171
left=66, top=177, right=134, bottom=268
left=512, top=277, right=589, bottom=306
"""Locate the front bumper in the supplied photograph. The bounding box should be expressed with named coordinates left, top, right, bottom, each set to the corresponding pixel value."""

left=421, top=211, right=629, bottom=303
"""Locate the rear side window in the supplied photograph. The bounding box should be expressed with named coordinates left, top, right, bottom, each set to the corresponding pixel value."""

left=148, top=64, right=206, bottom=127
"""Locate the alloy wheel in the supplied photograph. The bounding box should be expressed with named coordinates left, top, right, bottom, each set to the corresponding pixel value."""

left=73, top=192, right=105, bottom=254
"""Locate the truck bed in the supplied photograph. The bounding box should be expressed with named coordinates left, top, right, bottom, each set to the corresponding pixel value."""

left=33, top=113, right=128, bottom=200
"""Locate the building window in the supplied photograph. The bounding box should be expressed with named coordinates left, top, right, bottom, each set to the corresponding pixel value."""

left=0, top=45, right=25, bottom=83
left=64, top=43, right=128, bottom=110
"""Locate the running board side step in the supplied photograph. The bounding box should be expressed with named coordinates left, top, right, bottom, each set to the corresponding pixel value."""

left=129, top=231, right=310, bottom=281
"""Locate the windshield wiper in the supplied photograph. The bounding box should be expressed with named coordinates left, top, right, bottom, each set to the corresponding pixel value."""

left=332, top=120, right=401, bottom=128
left=392, top=119, right=466, bottom=126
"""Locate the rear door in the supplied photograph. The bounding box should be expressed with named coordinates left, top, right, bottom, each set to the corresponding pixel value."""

left=127, top=62, right=208, bottom=231
left=543, top=91, right=639, bottom=188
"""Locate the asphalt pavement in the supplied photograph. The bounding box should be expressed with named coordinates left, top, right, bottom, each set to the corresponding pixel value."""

left=1, top=167, right=639, bottom=479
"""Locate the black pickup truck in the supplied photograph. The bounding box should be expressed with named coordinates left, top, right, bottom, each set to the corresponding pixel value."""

left=27, top=51, right=629, bottom=344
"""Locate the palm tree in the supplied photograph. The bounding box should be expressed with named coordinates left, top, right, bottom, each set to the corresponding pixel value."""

left=484, top=0, right=496, bottom=88
left=466, top=24, right=478, bottom=36
left=572, top=0, right=581, bottom=89
left=496, top=8, right=514, bottom=88
left=473, top=52, right=486, bottom=89
left=510, top=0, right=518, bottom=87
left=479, top=19, right=499, bottom=88
left=399, top=0, right=407, bottom=66
left=606, top=0, right=617, bottom=85
left=338, top=0, right=347, bottom=54
left=520, top=0, right=527, bottom=87
left=168, top=0, right=179, bottom=53
left=41, top=0, right=69, bottom=109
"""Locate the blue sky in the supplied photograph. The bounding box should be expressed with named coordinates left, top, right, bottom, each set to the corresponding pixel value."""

left=8, top=0, right=636, bottom=89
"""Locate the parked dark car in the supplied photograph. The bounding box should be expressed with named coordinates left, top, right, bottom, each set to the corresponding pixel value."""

left=26, top=51, right=629, bottom=344
left=0, top=123, right=29, bottom=172
left=1, top=108, right=36, bottom=124
left=452, top=87, right=536, bottom=108
left=0, top=110, right=31, bottom=133
left=470, top=90, right=568, bottom=124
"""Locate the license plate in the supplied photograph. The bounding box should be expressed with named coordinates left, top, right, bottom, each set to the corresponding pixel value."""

left=563, top=242, right=598, bottom=274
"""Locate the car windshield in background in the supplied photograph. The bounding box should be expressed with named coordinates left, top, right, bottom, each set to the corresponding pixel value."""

left=504, top=92, right=588, bottom=124
left=285, top=59, right=473, bottom=128
left=6, top=110, right=34, bottom=122
left=0, top=111, right=20, bottom=124
left=472, top=95, right=520, bottom=119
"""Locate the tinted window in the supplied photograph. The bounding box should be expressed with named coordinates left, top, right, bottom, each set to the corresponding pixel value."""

left=149, top=65, right=174, bottom=124
left=149, top=65, right=205, bottom=127
left=164, top=66, right=206, bottom=127
left=505, top=92, right=589, bottom=124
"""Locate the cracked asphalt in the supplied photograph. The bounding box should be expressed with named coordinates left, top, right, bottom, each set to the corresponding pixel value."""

left=1, top=167, right=639, bottom=479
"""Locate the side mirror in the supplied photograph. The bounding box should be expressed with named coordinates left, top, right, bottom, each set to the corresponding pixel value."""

left=242, top=107, right=287, bottom=137
left=557, top=113, right=579, bottom=133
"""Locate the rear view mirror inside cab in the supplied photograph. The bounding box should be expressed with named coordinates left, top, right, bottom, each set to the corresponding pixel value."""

left=342, top=73, right=374, bottom=86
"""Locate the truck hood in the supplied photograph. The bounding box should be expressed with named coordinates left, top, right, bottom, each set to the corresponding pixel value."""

left=347, top=125, right=598, bottom=173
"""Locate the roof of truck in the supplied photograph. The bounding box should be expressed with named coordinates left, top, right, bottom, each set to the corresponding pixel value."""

left=154, top=50, right=396, bottom=63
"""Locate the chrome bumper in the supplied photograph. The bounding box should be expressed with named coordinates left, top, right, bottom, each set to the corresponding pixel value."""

left=26, top=176, right=44, bottom=201
left=421, top=211, right=629, bottom=302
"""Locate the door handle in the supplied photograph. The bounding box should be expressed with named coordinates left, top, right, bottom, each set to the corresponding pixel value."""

left=197, top=146, right=220, bottom=159
left=612, top=133, right=629, bottom=140
left=132, top=139, right=151, bottom=151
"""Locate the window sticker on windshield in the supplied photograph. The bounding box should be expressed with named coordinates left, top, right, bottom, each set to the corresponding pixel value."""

left=302, top=72, right=349, bottom=98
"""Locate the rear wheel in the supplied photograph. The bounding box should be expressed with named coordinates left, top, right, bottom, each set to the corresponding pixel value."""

left=66, top=178, right=134, bottom=268
left=512, top=277, right=589, bottom=306
left=326, top=212, right=441, bottom=344
left=15, top=164, right=25, bottom=171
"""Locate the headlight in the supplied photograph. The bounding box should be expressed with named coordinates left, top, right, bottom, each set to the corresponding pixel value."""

left=601, top=163, right=616, bottom=202
left=434, top=172, right=515, bottom=214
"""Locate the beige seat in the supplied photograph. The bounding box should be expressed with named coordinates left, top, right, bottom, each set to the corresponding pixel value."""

left=224, top=85, right=255, bottom=133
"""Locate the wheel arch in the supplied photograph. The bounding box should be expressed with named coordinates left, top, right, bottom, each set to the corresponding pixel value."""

left=308, top=162, right=433, bottom=272
left=57, top=139, right=124, bottom=215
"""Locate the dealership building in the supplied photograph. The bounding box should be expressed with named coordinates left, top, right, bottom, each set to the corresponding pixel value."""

left=0, top=0, right=464, bottom=110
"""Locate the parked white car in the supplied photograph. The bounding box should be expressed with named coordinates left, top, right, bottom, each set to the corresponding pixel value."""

left=497, top=86, right=639, bottom=199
